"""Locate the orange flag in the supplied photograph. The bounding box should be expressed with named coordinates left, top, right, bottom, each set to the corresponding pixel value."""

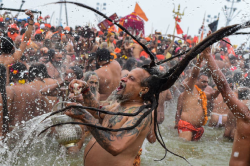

left=134, top=2, right=148, bottom=21
left=176, top=23, right=183, bottom=34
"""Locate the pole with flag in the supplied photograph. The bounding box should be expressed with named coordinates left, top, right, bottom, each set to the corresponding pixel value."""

left=208, top=13, right=220, bottom=32
left=134, top=2, right=148, bottom=21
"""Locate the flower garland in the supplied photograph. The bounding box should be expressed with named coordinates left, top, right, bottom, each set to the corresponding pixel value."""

left=194, top=85, right=208, bottom=125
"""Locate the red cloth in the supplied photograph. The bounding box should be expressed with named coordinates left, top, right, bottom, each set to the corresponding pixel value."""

left=178, top=119, right=204, bottom=141
left=230, top=66, right=237, bottom=71
left=156, top=54, right=165, bottom=60
left=176, top=23, right=183, bottom=34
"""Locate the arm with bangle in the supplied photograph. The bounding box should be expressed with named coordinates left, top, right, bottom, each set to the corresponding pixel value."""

left=40, top=80, right=66, bottom=97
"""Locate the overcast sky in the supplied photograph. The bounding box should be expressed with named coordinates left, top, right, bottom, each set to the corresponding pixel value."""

left=2, top=0, right=250, bottom=46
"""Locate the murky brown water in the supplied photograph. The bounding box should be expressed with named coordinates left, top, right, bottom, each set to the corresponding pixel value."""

left=0, top=100, right=232, bottom=166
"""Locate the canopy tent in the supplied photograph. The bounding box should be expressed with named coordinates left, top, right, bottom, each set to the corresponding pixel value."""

left=119, top=12, right=145, bottom=37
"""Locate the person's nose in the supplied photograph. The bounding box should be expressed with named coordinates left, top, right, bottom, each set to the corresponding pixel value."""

left=121, top=77, right=128, bottom=82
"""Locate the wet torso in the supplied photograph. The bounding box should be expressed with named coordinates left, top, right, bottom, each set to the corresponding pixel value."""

left=84, top=104, right=152, bottom=166
left=29, top=78, right=58, bottom=113
left=7, top=84, right=43, bottom=130
left=181, top=88, right=205, bottom=127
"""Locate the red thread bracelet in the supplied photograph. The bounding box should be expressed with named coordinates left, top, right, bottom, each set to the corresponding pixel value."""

left=81, top=87, right=90, bottom=94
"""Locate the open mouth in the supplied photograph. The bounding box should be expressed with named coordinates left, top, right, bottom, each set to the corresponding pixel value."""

left=116, top=82, right=126, bottom=92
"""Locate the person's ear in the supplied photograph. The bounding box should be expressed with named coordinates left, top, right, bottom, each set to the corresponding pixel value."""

left=140, top=87, right=149, bottom=95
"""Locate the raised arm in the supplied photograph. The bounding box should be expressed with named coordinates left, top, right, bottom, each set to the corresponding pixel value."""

left=206, top=89, right=220, bottom=100
left=203, top=46, right=249, bottom=120
left=13, top=10, right=34, bottom=62
left=65, top=107, right=152, bottom=156
left=185, top=56, right=203, bottom=91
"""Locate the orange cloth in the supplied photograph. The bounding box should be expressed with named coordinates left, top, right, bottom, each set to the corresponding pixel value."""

left=7, top=32, right=18, bottom=41
left=133, top=148, right=142, bottom=166
left=134, top=2, right=148, bottom=21
left=114, top=47, right=121, bottom=53
left=8, top=24, right=19, bottom=31
left=178, top=119, right=204, bottom=141
left=145, top=37, right=151, bottom=42
left=140, top=50, right=149, bottom=58
left=194, top=85, right=208, bottom=125
left=64, top=26, right=70, bottom=31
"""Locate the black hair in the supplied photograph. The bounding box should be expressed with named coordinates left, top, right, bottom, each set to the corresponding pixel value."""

left=122, top=58, right=137, bottom=71
left=29, top=63, right=51, bottom=81
left=86, top=56, right=96, bottom=71
left=69, top=66, right=83, bottom=79
left=48, top=49, right=55, bottom=62
left=0, top=37, right=14, bottom=54
left=50, top=26, right=55, bottom=32
left=116, top=40, right=123, bottom=48
left=35, top=34, right=43, bottom=42
left=9, top=62, right=28, bottom=82
left=0, top=64, right=8, bottom=135
left=20, top=29, right=26, bottom=35
left=198, top=72, right=208, bottom=79
left=96, top=48, right=111, bottom=62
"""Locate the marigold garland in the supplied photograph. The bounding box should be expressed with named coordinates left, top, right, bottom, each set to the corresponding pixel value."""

left=195, top=85, right=208, bottom=125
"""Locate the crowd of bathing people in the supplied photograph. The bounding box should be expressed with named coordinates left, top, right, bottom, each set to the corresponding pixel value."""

left=1, top=9, right=250, bottom=166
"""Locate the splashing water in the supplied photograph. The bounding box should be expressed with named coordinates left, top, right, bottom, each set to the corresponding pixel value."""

left=0, top=99, right=233, bottom=166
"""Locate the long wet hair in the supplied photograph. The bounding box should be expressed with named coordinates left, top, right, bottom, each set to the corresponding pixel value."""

left=42, top=1, right=250, bottom=164
left=0, top=64, right=8, bottom=135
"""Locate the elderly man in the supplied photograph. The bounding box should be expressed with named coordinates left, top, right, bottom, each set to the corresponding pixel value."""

left=175, top=55, right=220, bottom=141
left=46, top=49, right=66, bottom=81
left=64, top=66, right=157, bottom=166
left=95, top=48, right=121, bottom=102
left=84, top=71, right=100, bottom=101
left=203, top=45, right=250, bottom=165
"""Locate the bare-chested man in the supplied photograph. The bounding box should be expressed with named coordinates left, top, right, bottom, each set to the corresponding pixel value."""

left=125, top=39, right=147, bottom=60
left=203, top=44, right=250, bottom=165
left=0, top=10, right=33, bottom=85
left=176, top=55, right=220, bottom=141
left=28, top=63, right=58, bottom=112
left=64, top=67, right=156, bottom=166
left=209, top=78, right=235, bottom=127
left=46, top=49, right=66, bottom=81
left=2, top=62, right=43, bottom=134
left=95, top=48, right=121, bottom=102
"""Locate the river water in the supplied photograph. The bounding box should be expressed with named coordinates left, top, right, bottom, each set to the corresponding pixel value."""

left=0, top=100, right=232, bottom=166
